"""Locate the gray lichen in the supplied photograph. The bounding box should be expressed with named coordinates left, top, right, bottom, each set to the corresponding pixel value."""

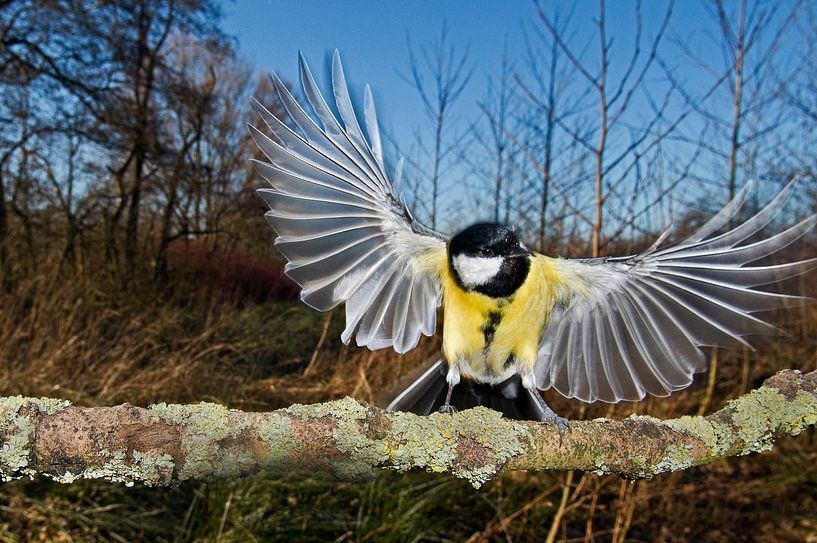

left=653, top=444, right=695, bottom=474
left=385, top=406, right=529, bottom=488
left=285, top=397, right=386, bottom=481
left=150, top=401, right=251, bottom=480
left=256, top=412, right=298, bottom=470
left=665, top=384, right=817, bottom=463
left=45, top=448, right=175, bottom=487
left=285, top=396, right=369, bottom=420
left=664, top=415, right=735, bottom=459
left=131, top=451, right=176, bottom=484
left=0, top=396, right=70, bottom=482
left=386, top=411, right=458, bottom=473
left=285, top=399, right=530, bottom=487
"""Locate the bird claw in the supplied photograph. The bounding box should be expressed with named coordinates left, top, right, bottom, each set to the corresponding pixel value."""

left=438, top=404, right=458, bottom=415
left=546, top=415, right=571, bottom=444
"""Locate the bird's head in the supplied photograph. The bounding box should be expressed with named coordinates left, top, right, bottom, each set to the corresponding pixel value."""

left=448, top=223, right=531, bottom=297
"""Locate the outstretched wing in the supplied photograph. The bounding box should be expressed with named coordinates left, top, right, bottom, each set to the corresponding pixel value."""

left=250, top=51, right=446, bottom=353
left=535, top=181, right=816, bottom=403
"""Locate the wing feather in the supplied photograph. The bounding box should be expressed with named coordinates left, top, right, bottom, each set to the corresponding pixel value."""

left=251, top=159, right=374, bottom=206
left=298, top=54, right=384, bottom=190
left=683, top=181, right=752, bottom=243
left=593, top=310, right=618, bottom=398
left=272, top=71, right=383, bottom=195
left=363, top=85, right=385, bottom=170
left=248, top=122, right=378, bottom=198
left=535, top=180, right=815, bottom=402
left=252, top=52, right=445, bottom=353
left=592, top=310, right=619, bottom=400
left=391, top=277, right=415, bottom=352
left=329, top=52, right=388, bottom=188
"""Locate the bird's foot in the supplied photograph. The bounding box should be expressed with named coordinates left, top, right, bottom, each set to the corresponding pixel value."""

left=531, top=391, right=572, bottom=444
left=439, top=378, right=458, bottom=415
left=545, top=414, right=572, bottom=443
left=438, top=404, right=458, bottom=415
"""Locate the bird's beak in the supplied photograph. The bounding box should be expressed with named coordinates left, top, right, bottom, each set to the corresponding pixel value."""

left=508, top=245, right=530, bottom=258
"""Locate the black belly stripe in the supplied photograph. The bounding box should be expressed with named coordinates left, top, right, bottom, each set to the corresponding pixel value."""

left=481, top=310, right=503, bottom=350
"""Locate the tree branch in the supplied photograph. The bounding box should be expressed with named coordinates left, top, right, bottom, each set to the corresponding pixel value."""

left=1, top=370, right=815, bottom=489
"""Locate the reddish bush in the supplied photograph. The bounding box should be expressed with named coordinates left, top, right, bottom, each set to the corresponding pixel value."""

left=167, top=240, right=300, bottom=304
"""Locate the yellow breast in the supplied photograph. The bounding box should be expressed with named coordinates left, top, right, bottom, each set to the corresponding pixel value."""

left=438, top=254, right=564, bottom=381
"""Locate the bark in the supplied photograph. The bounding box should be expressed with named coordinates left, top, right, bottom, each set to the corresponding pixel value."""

left=1, top=370, right=814, bottom=489
left=0, top=169, right=7, bottom=282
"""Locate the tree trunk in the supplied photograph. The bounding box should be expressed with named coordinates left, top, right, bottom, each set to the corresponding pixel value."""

left=0, top=170, right=9, bottom=290
left=726, top=0, right=747, bottom=203
left=154, top=179, right=179, bottom=282
left=124, top=151, right=144, bottom=272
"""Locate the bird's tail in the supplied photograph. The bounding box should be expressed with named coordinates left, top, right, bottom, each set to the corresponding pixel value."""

left=386, top=359, right=547, bottom=421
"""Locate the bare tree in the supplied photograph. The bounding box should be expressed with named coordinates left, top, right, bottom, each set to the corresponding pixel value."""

left=475, top=42, right=516, bottom=223
left=722, top=0, right=748, bottom=201
left=513, top=7, right=587, bottom=252
left=34, top=130, right=101, bottom=272
left=528, top=0, right=686, bottom=257
left=784, top=3, right=817, bottom=206
left=0, top=0, right=238, bottom=285
left=0, top=0, right=112, bottom=282
left=90, top=1, right=225, bottom=275
left=403, top=23, right=473, bottom=230
left=672, top=0, right=801, bottom=203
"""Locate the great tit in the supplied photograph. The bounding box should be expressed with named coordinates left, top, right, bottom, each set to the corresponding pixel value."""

left=249, top=51, right=816, bottom=430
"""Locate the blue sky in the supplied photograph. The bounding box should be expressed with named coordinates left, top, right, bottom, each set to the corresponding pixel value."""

left=223, top=1, right=714, bottom=150
left=223, top=2, right=539, bottom=144
left=222, top=1, right=806, bottom=237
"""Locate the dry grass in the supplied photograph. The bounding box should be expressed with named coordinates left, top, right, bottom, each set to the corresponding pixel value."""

left=0, top=273, right=251, bottom=407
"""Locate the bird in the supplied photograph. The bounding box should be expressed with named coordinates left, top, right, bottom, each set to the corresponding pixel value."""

left=248, top=51, right=816, bottom=432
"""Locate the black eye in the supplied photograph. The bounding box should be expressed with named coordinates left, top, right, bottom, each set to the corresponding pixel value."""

left=479, top=247, right=493, bottom=256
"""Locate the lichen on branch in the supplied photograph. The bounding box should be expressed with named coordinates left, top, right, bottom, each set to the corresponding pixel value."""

left=1, top=370, right=815, bottom=488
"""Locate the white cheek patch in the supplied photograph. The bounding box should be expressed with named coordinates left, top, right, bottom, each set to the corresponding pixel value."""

left=452, top=254, right=503, bottom=287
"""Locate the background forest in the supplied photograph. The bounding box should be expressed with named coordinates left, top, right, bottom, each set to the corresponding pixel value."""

left=1, top=0, right=816, bottom=541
